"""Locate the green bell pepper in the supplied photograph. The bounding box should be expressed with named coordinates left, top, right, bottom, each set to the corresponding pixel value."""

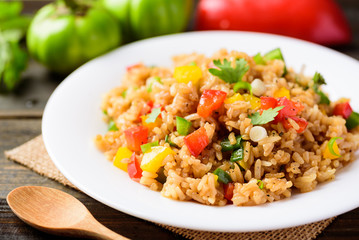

left=27, top=0, right=121, bottom=74
left=102, top=0, right=193, bottom=41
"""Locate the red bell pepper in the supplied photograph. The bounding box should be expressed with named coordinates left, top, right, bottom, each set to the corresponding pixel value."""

left=184, top=127, right=209, bottom=157
left=223, top=182, right=234, bottom=201
left=282, top=116, right=308, bottom=133
left=275, top=97, right=304, bottom=122
left=333, top=101, right=353, bottom=119
left=127, top=152, right=142, bottom=182
left=197, top=89, right=227, bottom=118
left=195, top=0, right=351, bottom=45
left=124, top=126, right=148, bottom=151
left=260, top=96, right=277, bottom=110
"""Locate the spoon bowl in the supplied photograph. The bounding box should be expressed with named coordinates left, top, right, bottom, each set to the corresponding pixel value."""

left=7, top=186, right=128, bottom=239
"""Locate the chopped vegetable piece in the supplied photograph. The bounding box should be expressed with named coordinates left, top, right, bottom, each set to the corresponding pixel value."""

left=275, top=97, right=304, bottom=122
left=237, top=159, right=249, bottom=171
left=220, top=135, right=242, bottom=152
left=282, top=116, right=308, bottom=133
left=249, top=106, right=284, bottom=125
left=184, top=127, right=209, bottom=157
left=155, top=167, right=167, bottom=184
left=243, top=94, right=261, bottom=110
left=213, top=168, right=232, bottom=184
left=197, top=89, right=227, bottom=118
left=140, top=146, right=174, bottom=173
left=209, top=58, right=249, bottom=84
left=224, top=93, right=244, bottom=104
left=251, top=79, right=266, bottom=96
left=165, top=135, right=179, bottom=147
left=121, top=90, right=127, bottom=98
left=346, top=111, right=359, bottom=130
left=249, top=126, right=268, bottom=142
left=333, top=102, right=353, bottom=119
left=230, top=147, right=244, bottom=162
left=323, top=137, right=342, bottom=159
left=174, top=65, right=202, bottom=85
left=108, top=120, right=118, bottom=131
left=253, top=53, right=265, bottom=65
left=141, top=114, right=162, bottom=130
left=260, top=96, right=277, bottom=110
left=263, top=48, right=287, bottom=75
left=147, top=76, right=162, bottom=93
left=124, top=126, right=148, bottom=151
left=103, top=109, right=108, bottom=115
left=273, top=87, right=290, bottom=99
left=223, top=182, right=234, bottom=201
left=257, top=180, right=264, bottom=189
left=233, top=81, right=252, bottom=94
left=176, top=116, right=192, bottom=136
left=127, top=153, right=142, bottom=182
left=312, top=72, right=330, bottom=105
left=145, top=107, right=162, bottom=123
left=113, top=147, right=133, bottom=172
left=140, top=141, right=159, bottom=153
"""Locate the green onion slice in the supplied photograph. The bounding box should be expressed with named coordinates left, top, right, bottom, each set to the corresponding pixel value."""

left=257, top=180, right=264, bottom=190
left=176, top=116, right=192, bottom=136
left=220, top=135, right=242, bottom=152
left=213, top=168, right=232, bottom=184
left=230, top=147, right=244, bottom=162
left=233, top=81, right=252, bottom=94
left=108, top=120, right=118, bottom=131
left=145, top=108, right=161, bottom=123
left=165, top=135, right=178, bottom=148
left=346, top=111, right=359, bottom=130
left=141, top=141, right=159, bottom=153
left=328, top=137, right=342, bottom=157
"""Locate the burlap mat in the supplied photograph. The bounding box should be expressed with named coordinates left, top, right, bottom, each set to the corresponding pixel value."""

left=5, top=135, right=335, bottom=240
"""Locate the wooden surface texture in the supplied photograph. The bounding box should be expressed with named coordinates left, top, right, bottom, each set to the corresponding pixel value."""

left=1, top=0, right=359, bottom=239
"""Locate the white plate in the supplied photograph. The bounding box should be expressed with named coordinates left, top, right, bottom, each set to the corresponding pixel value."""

left=42, top=31, right=359, bottom=232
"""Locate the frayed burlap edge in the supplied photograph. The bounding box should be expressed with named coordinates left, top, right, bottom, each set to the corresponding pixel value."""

left=5, top=135, right=335, bottom=240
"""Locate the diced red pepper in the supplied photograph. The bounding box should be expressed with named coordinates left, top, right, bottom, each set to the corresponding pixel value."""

left=223, top=182, right=234, bottom=201
left=127, top=153, right=142, bottom=182
left=184, top=127, right=209, bottom=157
left=124, top=126, right=148, bottom=151
left=282, top=116, right=308, bottom=133
left=260, top=96, right=277, bottom=110
left=275, top=97, right=304, bottom=122
left=197, top=89, right=227, bottom=118
left=333, top=101, right=353, bottom=119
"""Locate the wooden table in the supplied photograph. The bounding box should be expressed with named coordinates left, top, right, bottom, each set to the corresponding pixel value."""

left=1, top=1, right=359, bottom=239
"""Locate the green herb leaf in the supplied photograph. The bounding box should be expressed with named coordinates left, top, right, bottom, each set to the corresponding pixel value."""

left=257, top=180, right=264, bottom=189
left=209, top=58, right=249, bottom=84
left=165, top=135, right=178, bottom=147
left=328, top=137, right=342, bottom=157
left=346, top=111, right=359, bottom=130
left=213, top=168, right=232, bottom=184
left=312, top=72, right=330, bottom=105
left=176, top=116, right=192, bottom=136
left=249, top=106, right=284, bottom=125
left=141, top=141, right=159, bottom=153
left=220, top=135, right=242, bottom=152
left=145, top=108, right=161, bottom=123
left=108, top=120, right=118, bottom=131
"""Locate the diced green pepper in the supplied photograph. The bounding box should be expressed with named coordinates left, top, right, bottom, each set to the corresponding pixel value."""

left=263, top=48, right=287, bottom=75
left=230, top=147, right=244, bottom=162
left=346, top=111, right=359, bottom=130
left=176, top=116, right=192, bottom=136
left=213, top=168, right=232, bottom=184
left=220, top=135, right=242, bottom=152
left=165, top=135, right=178, bottom=148
left=108, top=120, right=118, bottom=131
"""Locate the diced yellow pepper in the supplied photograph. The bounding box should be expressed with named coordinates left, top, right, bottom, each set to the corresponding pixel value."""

left=273, top=87, right=290, bottom=99
left=239, top=160, right=249, bottom=171
left=213, top=174, right=219, bottom=187
left=243, top=94, right=261, bottom=110
left=113, top=147, right=133, bottom=172
left=323, top=141, right=340, bottom=159
left=224, top=93, right=244, bottom=104
left=140, top=146, right=174, bottom=173
left=141, top=114, right=162, bottom=130
left=173, top=66, right=202, bottom=85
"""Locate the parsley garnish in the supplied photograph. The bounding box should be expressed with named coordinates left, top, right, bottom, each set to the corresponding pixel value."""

left=249, top=106, right=284, bottom=125
left=312, top=72, right=330, bottom=105
left=209, top=58, right=249, bottom=92
left=145, top=108, right=161, bottom=123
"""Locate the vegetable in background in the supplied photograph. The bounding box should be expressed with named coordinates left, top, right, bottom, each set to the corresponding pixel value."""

left=0, top=1, right=31, bottom=92
left=196, top=0, right=351, bottom=45
left=27, top=0, right=121, bottom=74
left=102, top=0, right=193, bottom=41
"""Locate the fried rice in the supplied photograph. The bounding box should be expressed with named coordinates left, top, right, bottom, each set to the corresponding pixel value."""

left=95, top=49, right=359, bottom=206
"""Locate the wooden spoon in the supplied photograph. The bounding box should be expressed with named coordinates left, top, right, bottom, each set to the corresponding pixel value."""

left=7, top=186, right=128, bottom=240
